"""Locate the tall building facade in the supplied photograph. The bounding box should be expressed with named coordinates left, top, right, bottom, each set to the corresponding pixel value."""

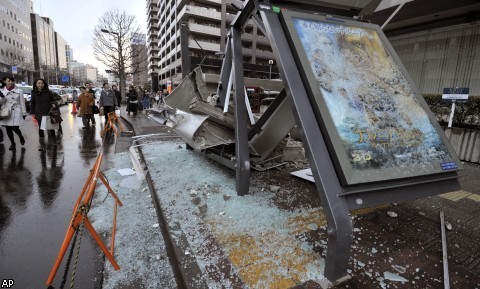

left=55, top=32, right=68, bottom=70
left=85, top=64, right=98, bottom=83
left=148, top=0, right=280, bottom=92
left=30, top=13, right=57, bottom=83
left=147, top=0, right=160, bottom=91
left=68, top=61, right=86, bottom=86
left=0, top=0, right=35, bottom=83
left=131, top=33, right=148, bottom=88
left=68, top=61, right=98, bottom=85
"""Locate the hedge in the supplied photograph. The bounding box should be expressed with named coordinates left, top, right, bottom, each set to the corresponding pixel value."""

left=422, top=93, right=480, bottom=129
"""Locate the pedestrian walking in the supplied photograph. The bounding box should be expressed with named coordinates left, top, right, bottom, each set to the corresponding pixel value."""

left=0, top=78, right=5, bottom=143
left=99, top=82, right=117, bottom=122
left=135, top=87, right=142, bottom=112
left=126, top=86, right=138, bottom=116
left=76, top=86, right=96, bottom=128
left=30, top=78, right=58, bottom=151
left=0, top=75, right=27, bottom=150
left=154, top=91, right=161, bottom=107
left=85, top=82, right=96, bottom=95
left=142, top=91, right=150, bottom=110
left=112, top=84, right=121, bottom=107
left=149, top=90, right=155, bottom=108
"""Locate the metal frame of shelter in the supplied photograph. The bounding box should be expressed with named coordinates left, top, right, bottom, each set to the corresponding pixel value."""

left=214, top=0, right=462, bottom=282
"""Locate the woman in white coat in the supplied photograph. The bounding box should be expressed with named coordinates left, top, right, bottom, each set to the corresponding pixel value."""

left=0, top=75, right=27, bottom=150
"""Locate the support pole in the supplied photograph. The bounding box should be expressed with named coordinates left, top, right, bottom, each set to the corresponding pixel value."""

left=217, top=36, right=233, bottom=108
left=381, top=2, right=405, bottom=29
left=448, top=101, right=456, bottom=128
left=83, top=217, right=120, bottom=270
left=440, top=210, right=450, bottom=289
left=223, top=69, right=233, bottom=114
left=231, top=27, right=251, bottom=196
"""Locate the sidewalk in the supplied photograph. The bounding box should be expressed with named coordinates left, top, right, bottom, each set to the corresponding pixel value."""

left=121, top=112, right=480, bottom=289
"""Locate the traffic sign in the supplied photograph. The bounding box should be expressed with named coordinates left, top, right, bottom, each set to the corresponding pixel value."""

left=11, top=66, right=17, bottom=74
left=61, top=75, right=70, bottom=83
left=442, top=87, right=469, bottom=103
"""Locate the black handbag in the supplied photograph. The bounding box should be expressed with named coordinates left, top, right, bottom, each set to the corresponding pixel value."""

left=92, top=105, right=100, bottom=114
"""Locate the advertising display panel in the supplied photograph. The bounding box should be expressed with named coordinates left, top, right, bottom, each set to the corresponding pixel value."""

left=280, top=11, right=461, bottom=186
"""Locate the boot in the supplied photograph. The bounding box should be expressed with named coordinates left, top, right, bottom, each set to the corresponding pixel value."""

left=38, top=138, right=46, bottom=151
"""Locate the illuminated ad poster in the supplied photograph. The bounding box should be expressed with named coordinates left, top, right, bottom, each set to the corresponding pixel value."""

left=281, top=11, right=461, bottom=185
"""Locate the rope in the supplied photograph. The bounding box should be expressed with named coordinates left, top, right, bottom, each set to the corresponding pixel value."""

left=70, top=223, right=84, bottom=289
left=59, top=225, right=80, bottom=289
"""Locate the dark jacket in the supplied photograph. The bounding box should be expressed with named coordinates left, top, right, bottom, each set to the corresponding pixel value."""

left=127, top=90, right=137, bottom=102
left=30, top=89, right=56, bottom=121
left=113, top=90, right=121, bottom=105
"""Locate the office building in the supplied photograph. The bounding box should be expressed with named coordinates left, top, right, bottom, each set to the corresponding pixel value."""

left=147, top=0, right=160, bottom=91
left=30, top=13, right=57, bottom=83
left=147, top=0, right=280, bottom=92
left=131, top=33, right=149, bottom=88
left=55, top=32, right=68, bottom=70
left=0, top=0, right=35, bottom=83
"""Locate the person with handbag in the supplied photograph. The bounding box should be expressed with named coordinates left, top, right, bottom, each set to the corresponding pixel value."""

left=0, top=75, right=27, bottom=150
left=126, top=86, right=138, bottom=116
left=30, top=78, right=58, bottom=151
left=76, top=86, right=96, bottom=129
left=0, top=78, right=5, bottom=143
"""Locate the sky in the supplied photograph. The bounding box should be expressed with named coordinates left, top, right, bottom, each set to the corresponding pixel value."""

left=31, top=0, right=148, bottom=74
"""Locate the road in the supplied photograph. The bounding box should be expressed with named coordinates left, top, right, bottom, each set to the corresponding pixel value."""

left=0, top=103, right=113, bottom=289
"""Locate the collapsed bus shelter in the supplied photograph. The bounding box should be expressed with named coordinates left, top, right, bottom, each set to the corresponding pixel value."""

left=159, top=0, right=462, bottom=284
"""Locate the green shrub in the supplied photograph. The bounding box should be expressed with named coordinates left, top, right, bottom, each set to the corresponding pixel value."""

left=422, top=93, right=480, bottom=128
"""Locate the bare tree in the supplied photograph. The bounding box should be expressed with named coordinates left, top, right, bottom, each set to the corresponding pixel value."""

left=2, top=47, right=34, bottom=71
left=92, top=9, right=148, bottom=98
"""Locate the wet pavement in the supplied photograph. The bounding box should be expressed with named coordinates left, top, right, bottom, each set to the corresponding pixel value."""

left=0, top=103, right=114, bottom=289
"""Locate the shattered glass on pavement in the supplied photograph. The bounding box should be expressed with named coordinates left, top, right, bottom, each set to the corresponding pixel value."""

left=89, top=151, right=177, bottom=289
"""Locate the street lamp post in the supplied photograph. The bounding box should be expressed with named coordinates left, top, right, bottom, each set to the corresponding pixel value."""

left=101, top=29, right=125, bottom=100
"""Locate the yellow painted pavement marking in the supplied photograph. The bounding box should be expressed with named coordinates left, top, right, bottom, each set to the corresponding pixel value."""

left=205, top=202, right=420, bottom=288
left=440, top=190, right=473, bottom=202
left=207, top=204, right=394, bottom=288
left=352, top=204, right=390, bottom=216
left=207, top=208, right=327, bottom=289
left=467, top=193, right=480, bottom=202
